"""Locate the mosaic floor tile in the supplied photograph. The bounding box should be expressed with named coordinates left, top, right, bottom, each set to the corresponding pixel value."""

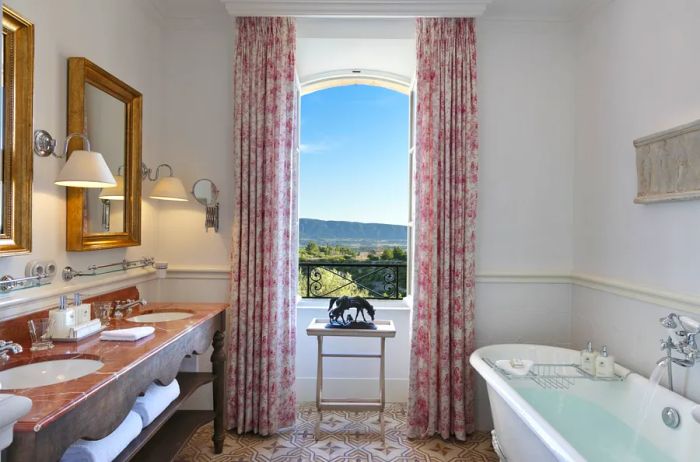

left=175, top=403, right=498, bottom=462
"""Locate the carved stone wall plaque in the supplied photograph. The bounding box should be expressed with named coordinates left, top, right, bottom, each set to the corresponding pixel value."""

left=635, top=119, right=700, bottom=204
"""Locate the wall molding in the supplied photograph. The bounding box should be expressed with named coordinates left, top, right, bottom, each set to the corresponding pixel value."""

left=166, top=265, right=230, bottom=280
left=220, top=0, right=492, bottom=18
left=164, top=266, right=700, bottom=313
left=571, top=273, right=700, bottom=315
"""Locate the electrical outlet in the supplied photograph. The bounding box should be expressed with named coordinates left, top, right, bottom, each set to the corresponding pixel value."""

left=25, top=260, right=45, bottom=278
left=25, top=260, right=57, bottom=281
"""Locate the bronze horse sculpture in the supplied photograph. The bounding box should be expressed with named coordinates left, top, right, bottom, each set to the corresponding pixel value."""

left=327, top=296, right=376, bottom=329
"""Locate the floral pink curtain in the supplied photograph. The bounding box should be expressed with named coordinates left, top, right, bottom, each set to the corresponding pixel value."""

left=227, top=17, right=298, bottom=436
left=407, top=18, right=479, bottom=441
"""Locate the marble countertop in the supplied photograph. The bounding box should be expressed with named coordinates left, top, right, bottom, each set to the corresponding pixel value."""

left=0, top=302, right=227, bottom=432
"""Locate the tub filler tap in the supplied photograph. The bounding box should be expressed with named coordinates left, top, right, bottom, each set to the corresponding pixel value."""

left=658, top=313, right=700, bottom=391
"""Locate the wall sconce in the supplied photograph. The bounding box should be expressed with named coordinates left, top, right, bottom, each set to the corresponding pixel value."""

left=99, top=166, right=125, bottom=201
left=143, top=163, right=188, bottom=201
left=33, top=130, right=117, bottom=188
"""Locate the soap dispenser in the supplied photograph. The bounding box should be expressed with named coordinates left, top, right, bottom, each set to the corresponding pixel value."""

left=49, top=295, right=76, bottom=338
left=580, top=340, right=598, bottom=375
left=73, top=292, right=92, bottom=326
left=596, top=345, right=615, bottom=378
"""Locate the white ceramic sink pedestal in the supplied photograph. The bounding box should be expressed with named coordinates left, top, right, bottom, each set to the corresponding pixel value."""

left=0, top=394, right=32, bottom=452
left=0, top=359, right=104, bottom=390
left=126, top=312, right=193, bottom=323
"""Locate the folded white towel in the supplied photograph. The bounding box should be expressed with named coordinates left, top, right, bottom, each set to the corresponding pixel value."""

left=60, top=410, right=141, bottom=462
left=100, top=327, right=155, bottom=342
left=495, top=359, right=534, bottom=376
left=132, top=379, right=180, bottom=428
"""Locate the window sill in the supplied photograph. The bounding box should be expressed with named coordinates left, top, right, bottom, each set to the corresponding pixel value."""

left=296, top=296, right=412, bottom=311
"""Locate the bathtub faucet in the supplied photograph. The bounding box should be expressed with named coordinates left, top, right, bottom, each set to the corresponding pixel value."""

left=658, top=313, right=700, bottom=391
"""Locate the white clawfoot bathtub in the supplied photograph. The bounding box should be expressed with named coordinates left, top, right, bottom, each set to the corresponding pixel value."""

left=470, top=344, right=700, bottom=462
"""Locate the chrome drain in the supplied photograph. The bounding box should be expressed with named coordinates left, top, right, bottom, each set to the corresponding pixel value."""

left=662, top=407, right=680, bottom=428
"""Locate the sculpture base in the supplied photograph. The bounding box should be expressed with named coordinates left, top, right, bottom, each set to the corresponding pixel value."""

left=325, top=321, right=377, bottom=330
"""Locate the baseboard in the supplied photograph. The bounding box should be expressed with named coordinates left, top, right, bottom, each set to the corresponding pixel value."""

left=296, top=377, right=409, bottom=402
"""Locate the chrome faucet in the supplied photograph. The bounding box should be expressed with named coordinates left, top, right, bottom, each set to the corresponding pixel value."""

left=658, top=313, right=700, bottom=391
left=113, top=298, right=147, bottom=318
left=0, top=340, right=23, bottom=361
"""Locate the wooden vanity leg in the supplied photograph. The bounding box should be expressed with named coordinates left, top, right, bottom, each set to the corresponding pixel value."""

left=211, top=330, right=226, bottom=454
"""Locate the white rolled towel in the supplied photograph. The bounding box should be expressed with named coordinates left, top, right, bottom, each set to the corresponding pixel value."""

left=60, top=410, right=141, bottom=462
left=100, top=327, right=155, bottom=342
left=132, top=379, right=180, bottom=428
left=495, top=359, right=534, bottom=376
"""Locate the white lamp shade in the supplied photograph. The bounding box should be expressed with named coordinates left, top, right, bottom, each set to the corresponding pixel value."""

left=99, top=175, right=125, bottom=200
left=55, top=150, right=117, bottom=188
left=149, top=176, right=188, bottom=201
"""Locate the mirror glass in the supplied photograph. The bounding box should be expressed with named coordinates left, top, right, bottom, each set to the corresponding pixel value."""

left=84, top=82, right=126, bottom=233
left=192, top=179, right=218, bottom=206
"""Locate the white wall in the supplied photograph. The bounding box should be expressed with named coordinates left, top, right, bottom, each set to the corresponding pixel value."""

left=572, top=0, right=700, bottom=401
left=154, top=10, right=234, bottom=267
left=0, top=0, right=162, bottom=311
left=476, top=19, right=575, bottom=273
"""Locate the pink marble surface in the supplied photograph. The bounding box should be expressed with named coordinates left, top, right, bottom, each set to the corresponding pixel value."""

left=0, top=302, right=226, bottom=432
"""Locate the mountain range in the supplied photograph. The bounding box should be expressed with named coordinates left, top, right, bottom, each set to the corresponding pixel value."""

left=300, top=218, right=407, bottom=246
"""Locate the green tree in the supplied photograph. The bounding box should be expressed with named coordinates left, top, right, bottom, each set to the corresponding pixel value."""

left=392, top=246, right=407, bottom=261
left=380, top=248, right=395, bottom=260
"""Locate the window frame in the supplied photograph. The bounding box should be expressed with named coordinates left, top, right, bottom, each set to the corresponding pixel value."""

left=298, top=72, right=415, bottom=300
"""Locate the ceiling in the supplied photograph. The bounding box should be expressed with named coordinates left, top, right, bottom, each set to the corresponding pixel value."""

left=151, top=0, right=599, bottom=21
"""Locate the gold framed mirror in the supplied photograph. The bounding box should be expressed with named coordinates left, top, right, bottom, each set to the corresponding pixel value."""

left=1, top=6, right=34, bottom=255
left=66, top=57, right=142, bottom=251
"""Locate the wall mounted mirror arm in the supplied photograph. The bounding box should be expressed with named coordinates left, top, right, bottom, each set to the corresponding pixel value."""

left=192, top=179, right=219, bottom=232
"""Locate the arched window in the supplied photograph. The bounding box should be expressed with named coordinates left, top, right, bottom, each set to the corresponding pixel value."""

left=297, top=73, right=415, bottom=301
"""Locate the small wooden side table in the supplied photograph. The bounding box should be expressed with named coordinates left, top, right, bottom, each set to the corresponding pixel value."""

left=306, top=318, right=397, bottom=440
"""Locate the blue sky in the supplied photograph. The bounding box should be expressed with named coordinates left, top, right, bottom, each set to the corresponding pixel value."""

left=299, top=85, right=409, bottom=225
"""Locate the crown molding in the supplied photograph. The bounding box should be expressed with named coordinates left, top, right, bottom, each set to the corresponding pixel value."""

left=220, top=0, right=492, bottom=18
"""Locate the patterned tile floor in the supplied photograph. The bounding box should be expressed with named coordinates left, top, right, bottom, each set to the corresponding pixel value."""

left=175, top=403, right=498, bottom=461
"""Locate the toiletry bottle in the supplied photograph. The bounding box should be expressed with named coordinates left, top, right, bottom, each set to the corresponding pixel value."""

left=73, top=292, right=91, bottom=326
left=49, top=295, right=76, bottom=338
left=580, top=340, right=598, bottom=375
left=596, top=345, right=615, bottom=378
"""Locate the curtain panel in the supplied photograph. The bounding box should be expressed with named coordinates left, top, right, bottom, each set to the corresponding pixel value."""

left=227, top=16, right=299, bottom=436
left=407, top=17, right=480, bottom=441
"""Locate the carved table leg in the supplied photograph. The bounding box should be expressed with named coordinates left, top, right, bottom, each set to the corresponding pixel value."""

left=211, top=330, right=226, bottom=454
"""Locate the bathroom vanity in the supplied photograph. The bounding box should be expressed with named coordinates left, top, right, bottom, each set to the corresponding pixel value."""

left=0, top=293, right=227, bottom=462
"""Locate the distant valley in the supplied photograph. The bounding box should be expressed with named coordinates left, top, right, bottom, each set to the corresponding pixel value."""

left=300, top=218, right=407, bottom=250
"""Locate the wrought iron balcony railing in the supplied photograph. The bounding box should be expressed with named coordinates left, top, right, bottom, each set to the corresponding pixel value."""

left=299, top=261, right=407, bottom=300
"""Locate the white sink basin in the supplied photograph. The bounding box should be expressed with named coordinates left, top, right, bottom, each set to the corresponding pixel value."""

left=0, top=359, right=104, bottom=390
left=126, top=311, right=193, bottom=323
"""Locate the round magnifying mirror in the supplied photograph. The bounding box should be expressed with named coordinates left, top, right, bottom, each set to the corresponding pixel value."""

left=191, top=179, right=219, bottom=206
